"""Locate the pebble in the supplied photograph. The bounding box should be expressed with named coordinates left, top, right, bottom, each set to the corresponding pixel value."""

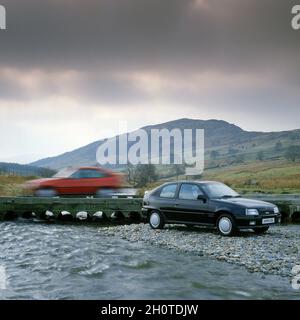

left=100, top=224, right=300, bottom=278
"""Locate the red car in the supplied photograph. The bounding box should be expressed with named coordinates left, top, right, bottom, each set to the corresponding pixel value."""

left=26, top=166, right=124, bottom=197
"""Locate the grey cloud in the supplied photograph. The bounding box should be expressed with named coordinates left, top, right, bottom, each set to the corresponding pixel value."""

left=0, top=0, right=299, bottom=72
left=0, top=69, right=150, bottom=104
left=0, top=0, right=299, bottom=109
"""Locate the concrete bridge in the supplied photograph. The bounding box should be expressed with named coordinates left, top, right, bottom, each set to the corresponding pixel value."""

left=0, top=194, right=299, bottom=223
left=0, top=196, right=143, bottom=222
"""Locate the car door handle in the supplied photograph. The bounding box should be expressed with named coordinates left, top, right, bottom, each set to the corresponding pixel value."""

left=174, top=203, right=179, bottom=207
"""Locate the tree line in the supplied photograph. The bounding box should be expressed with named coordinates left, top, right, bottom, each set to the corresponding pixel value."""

left=0, top=163, right=56, bottom=177
left=209, top=142, right=300, bottom=163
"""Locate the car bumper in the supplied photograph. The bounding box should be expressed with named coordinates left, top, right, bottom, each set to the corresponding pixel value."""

left=236, top=214, right=281, bottom=229
left=141, top=207, right=148, bottom=219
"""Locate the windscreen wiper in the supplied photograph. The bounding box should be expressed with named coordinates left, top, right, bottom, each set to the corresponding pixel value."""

left=220, top=195, right=241, bottom=199
left=220, top=195, right=234, bottom=199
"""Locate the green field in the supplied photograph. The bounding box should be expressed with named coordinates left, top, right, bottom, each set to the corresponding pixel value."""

left=1, top=159, right=300, bottom=197
left=0, top=175, right=33, bottom=196
left=138, top=160, right=300, bottom=196
left=201, top=160, right=300, bottom=194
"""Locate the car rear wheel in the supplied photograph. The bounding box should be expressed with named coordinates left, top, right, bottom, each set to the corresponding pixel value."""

left=35, top=189, right=57, bottom=197
left=253, top=226, right=269, bottom=234
left=217, top=214, right=237, bottom=236
left=149, top=211, right=165, bottom=229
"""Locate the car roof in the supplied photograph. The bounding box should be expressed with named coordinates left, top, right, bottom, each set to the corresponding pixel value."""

left=78, top=166, right=103, bottom=170
left=195, top=180, right=222, bottom=184
left=162, top=180, right=221, bottom=185
left=75, top=166, right=117, bottom=174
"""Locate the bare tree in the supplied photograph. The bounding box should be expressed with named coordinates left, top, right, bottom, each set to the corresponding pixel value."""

left=285, top=146, right=300, bottom=162
left=127, top=164, right=158, bottom=187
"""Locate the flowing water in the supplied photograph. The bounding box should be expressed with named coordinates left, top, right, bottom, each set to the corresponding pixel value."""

left=0, top=220, right=298, bottom=300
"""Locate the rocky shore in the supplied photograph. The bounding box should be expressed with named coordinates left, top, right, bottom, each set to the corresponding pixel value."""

left=101, top=224, right=300, bottom=278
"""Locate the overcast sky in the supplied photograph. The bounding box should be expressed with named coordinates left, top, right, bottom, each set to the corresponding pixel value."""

left=0, top=0, right=300, bottom=163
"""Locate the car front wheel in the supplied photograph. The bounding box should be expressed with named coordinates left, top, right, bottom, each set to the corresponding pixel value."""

left=217, top=214, right=237, bottom=236
left=149, top=211, right=165, bottom=229
left=35, top=189, right=57, bottom=197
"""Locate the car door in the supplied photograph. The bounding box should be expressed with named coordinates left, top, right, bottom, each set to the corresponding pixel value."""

left=57, top=169, right=102, bottom=195
left=54, top=170, right=83, bottom=195
left=173, top=183, right=211, bottom=224
left=76, top=169, right=109, bottom=194
left=155, top=183, right=178, bottom=220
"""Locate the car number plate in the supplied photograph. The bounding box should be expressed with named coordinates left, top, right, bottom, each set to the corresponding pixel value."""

left=262, top=218, right=275, bottom=224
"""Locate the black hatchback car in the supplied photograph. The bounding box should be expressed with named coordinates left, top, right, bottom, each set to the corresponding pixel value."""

left=142, top=181, right=281, bottom=236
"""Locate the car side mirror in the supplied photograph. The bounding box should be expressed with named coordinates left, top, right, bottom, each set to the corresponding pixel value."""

left=197, top=195, right=207, bottom=202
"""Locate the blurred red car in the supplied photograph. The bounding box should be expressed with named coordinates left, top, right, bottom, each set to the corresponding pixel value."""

left=26, top=166, right=123, bottom=197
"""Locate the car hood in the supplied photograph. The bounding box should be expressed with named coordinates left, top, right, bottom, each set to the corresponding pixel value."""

left=213, top=197, right=276, bottom=209
left=25, top=178, right=61, bottom=187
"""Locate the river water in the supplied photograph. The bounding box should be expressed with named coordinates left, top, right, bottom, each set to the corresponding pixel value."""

left=0, top=220, right=298, bottom=300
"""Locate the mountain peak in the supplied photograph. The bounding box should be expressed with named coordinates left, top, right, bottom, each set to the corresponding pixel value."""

left=142, top=118, right=243, bottom=133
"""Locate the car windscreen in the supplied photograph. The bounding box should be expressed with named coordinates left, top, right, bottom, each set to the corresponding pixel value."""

left=201, top=183, right=240, bottom=199
left=52, top=168, right=77, bottom=178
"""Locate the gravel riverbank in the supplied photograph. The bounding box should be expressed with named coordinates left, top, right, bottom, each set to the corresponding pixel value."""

left=101, top=224, right=300, bottom=278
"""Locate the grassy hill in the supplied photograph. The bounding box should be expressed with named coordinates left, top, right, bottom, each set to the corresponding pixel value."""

left=0, top=175, right=34, bottom=196
left=1, top=118, right=297, bottom=197
left=30, top=118, right=300, bottom=170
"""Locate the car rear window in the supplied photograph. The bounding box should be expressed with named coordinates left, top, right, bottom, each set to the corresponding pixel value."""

left=159, top=184, right=177, bottom=198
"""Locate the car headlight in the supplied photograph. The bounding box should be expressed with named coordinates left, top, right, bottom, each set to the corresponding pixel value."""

left=274, top=206, right=280, bottom=214
left=246, top=209, right=259, bottom=216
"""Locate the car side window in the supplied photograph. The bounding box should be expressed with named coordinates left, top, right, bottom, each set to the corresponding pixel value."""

left=70, top=170, right=82, bottom=179
left=70, top=170, right=106, bottom=179
left=179, top=184, right=204, bottom=200
left=159, top=184, right=177, bottom=198
left=81, top=170, right=106, bottom=178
